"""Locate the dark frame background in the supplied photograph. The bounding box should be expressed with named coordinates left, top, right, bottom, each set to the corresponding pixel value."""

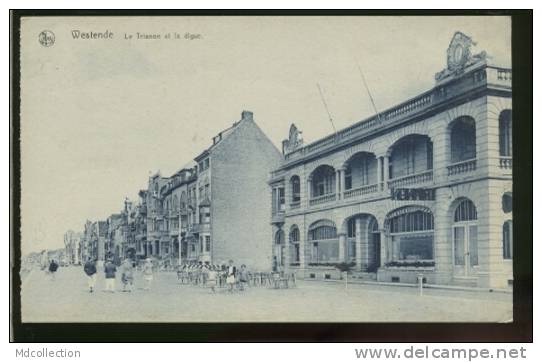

left=9, top=9, right=533, bottom=342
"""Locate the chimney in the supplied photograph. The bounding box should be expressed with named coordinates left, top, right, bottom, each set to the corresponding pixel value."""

left=241, top=110, right=253, bottom=121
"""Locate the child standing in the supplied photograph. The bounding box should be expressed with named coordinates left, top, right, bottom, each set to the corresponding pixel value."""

left=121, top=259, right=134, bottom=292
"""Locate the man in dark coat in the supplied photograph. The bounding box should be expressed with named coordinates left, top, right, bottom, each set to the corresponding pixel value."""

left=83, top=257, right=97, bottom=293
left=48, top=259, right=59, bottom=281
left=104, top=259, right=117, bottom=292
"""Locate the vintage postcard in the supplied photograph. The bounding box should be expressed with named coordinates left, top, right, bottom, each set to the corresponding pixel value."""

left=15, top=15, right=515, bottom=325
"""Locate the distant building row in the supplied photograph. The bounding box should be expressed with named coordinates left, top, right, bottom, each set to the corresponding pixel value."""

left=66, top=111, right=282, bottom=269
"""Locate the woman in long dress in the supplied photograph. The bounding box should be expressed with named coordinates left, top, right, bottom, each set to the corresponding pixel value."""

left=143, top=258, right=153, bottom=291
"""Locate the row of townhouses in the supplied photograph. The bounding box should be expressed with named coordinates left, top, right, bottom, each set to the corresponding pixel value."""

left=65, top=32, right=513, bottom=289
left=67, top=110, right=282, bottom=271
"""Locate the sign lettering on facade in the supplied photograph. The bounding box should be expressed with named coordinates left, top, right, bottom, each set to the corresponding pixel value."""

left=390, top=188, right=436, bottom=201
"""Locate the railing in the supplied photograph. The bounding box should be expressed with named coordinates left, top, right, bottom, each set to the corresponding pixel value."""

left=388, top=170, right=433, bottom=189
left=309, top=193, right=336, bottom=206
left=499, top=157, right=512, bottom=170
left=343, top=183, right=379, bottom=199
left=284, top=90, right=434, bottom=162
left=290, top=201, right=301, bottom=209
left=447, top=159, right=477, bottom=176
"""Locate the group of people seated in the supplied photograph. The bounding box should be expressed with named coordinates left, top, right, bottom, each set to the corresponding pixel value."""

left=176, top=260, right=296, bottom=293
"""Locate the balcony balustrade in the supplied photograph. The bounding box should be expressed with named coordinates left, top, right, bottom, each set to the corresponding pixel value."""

left=447, top=159, right=477, bottom=176
left=309, top=193, right=336, bottom=206
left=388, top=170, right=433, bottom=189
left=343, top=183, right=379, bottom=199
left=499, top=157, right=512, bottom=170
left=290, top=201, right=301, bottom=209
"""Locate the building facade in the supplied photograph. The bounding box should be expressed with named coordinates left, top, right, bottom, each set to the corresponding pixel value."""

left=73, top=111, right=281, bottom=271
left=269, top=32, right=513, bottom=289
left=63, top=230, right=82, bottom=265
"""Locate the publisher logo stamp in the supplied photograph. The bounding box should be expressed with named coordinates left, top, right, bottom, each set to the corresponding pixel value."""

left=38, top=30, right=55, bottom=47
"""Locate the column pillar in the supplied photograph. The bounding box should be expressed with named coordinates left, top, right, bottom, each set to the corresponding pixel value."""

left=379, top=229, right=388, bottom=266
left=383, top=156, right=390, bottom=191
left=339, top=167, right=346, bottom=199
left=335, top=169, right=341, bottom=199
left=338, top=233, right=346, bottom=262
left=377, top=157, right=383, bottom=190
left=355, top=218, right=363, bottom=271
left=307, top=179, right=312, bottom=207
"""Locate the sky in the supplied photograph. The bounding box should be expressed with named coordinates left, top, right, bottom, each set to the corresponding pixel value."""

left=19, top=16, right=511, bottom=254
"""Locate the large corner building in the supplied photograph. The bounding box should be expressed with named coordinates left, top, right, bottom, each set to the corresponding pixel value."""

left=269, top=32, right=513, bottom=289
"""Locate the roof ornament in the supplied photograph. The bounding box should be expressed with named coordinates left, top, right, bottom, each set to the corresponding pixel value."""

left=282, top=123, right=304, bottom=155
left=434, top=31, right=489, bottom=83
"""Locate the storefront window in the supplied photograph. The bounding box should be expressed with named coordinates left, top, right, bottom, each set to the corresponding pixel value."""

left=308, top=220, right=338, bottom=264
left=387, top=207, right=434, bottom=261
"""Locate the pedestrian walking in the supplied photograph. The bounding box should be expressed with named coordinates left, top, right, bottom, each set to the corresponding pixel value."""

left=83, top=257, right=97, bottom=293
left=104, top=259, right=117, bottom=292
left=238, top=264, right=249, bottom=291
left=143, top=258, right=153, bottom=291
left=48, top=259, right=59, bottom=281
left=226, top=259, right=236, bottom=293
left=121, top=259, right=134, bottom=292
left=205, top=264, right=218, bottom=293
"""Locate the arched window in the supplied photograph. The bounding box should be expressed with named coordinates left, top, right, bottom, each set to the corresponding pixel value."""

left=289, top=226, right=300, bottom=263
left=499, top=110, right=512, bottom=157
left=308, top=220, right=338, bottom=263
left=503, top=220, right=513, bottom=259
left=290, top=176, right=301, bottom=203
left=289, top=226, right=300, bottom=243
left=308, top=220, right=337, bottom=240
left=454, top=199, right=478, bottom=222
left=386, top=207, right=434, bottom=261
left=389, top=135, right=433, bottom=179
left=310, top=165, right=336, bottom=198
left=450, top=117, right=476, bottom=163
left=173, top=195, right=178, bottom=211
left=345, top=152, right=378, bottom=189
left=275, top=229, right=285, bottom=245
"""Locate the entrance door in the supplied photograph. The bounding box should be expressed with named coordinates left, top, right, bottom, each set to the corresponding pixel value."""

left=372, top=232, right=381, bottom=270
left=274, top=244, right=284, bottom=268
left=453, top=223, right=478, bottom=276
